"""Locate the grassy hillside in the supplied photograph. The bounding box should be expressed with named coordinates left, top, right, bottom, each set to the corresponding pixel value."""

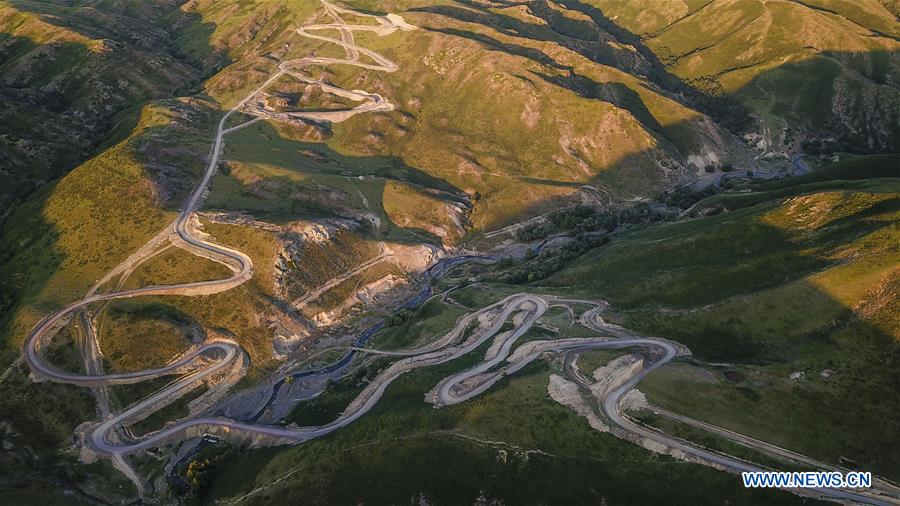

left=592, top=0, right=900, bottom=153
left=199, top=357, right=804, bottom=505
left=0, top=99, right=215, bottom=345
left=190, top=0, right=754, bottom=233
left=541, top=158, right=900, bottom=477
left=0, top=0, right=896, bottom=503
left=208, top=120, right=468, bottom=243
left=0, top=0, right=212, bottom=220
left=0, top=98, right=217, bottom=497
left=120, top=246, right=233, bottom=290
left=332, top=1, right=742, bottom=230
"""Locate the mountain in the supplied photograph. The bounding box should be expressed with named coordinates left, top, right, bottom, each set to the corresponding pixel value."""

left=0, top=0, right=218, bottom=221
left=0, top=0, right=897, bottom=504
left=591, top=0, right=900, bottom=153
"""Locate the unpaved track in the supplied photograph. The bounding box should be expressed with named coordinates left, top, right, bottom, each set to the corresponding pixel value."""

left=19, top=3, right=898, bottom=504
left=23, top=0, right=413, bottom=462
left=246, top=0, right=413, bottom=124
left=77, top=295, right=550, bottom=457
left=426, top=296, right=896, bottom=505
left=592, top=352, right=897, bottom=505
left=645, top=403, right=900, bottom=498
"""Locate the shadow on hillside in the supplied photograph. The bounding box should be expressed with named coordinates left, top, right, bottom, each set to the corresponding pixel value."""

left=0, top=0, right=227, bottom=380
left=5, top=0, right=224, bottom=70
left=413, top=0, right=663, bottom=84
left=104, top=300, right=201, bottom=331
left=2, top=0, right=897, bottom=363
left=534, top=70, right=664, bottom=132
left=407, top=0, right=900, bottom=230
left=0, top=97, right=221, bottom=365
left=549, top=0, right=900, bottom=151
left=731, top=49, right=900, bottom=153
left=0, top=35, right=92, bottom=220
left=415, top=0, right=899, bottom=153
left=428, top=27, right=573, bottom=70
left=0, top=1, right=222, bottom=221
left=0, top=87, right=232, bottom=506
left=529, top=177, right=900, bottom=474
left=0, top=184, right=62, bottom=350
left=214, top=120, right=469, bottom=245
left=644, top=280, right=900, bottom=479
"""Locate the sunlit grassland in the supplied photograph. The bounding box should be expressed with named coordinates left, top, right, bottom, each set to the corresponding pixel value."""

left=201, top=219, right=280, bottom=295
left=120, top=246, right=233, bottom=290
left=382, top=179, right=464, bottom=244
left=205, top=7, right=725, bottom=234
left=541, top=168, right=900, bottom=479
left=592, top=0, right=900, bottom=151
left=120, top=287, right=278, bottom=384
left=95, top=302, right=195, bottom=373
left=213, top=120, right=460, bottom=242
left=1, top=101, right=213, bottom=364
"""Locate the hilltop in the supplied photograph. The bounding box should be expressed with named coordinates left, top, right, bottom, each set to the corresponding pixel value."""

left=592, top=0, right=900, bottom=154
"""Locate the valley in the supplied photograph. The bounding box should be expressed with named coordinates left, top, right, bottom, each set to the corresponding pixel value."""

left=0, top=0, right=898, bottom=505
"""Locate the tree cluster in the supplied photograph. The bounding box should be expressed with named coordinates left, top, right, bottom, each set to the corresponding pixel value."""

left=498, top=234, right=610, bottom=284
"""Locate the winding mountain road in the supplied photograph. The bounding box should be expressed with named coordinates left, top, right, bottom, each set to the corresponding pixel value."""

left=23, top=0, right=413, bottom=462
left=424, top=296, right=896, bottom=505
left=19, top=2, right=899, bottom=504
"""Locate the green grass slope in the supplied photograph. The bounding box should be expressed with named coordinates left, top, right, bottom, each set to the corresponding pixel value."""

left=199, top=361, right=806, bottom=505
left=542, top=159, right=900, bottom=478
left=192, top=0, right=752, bottom=233
left=0, top=0, right=210, bottom=219
left=0, top=98, right=215, bottom=490
left=592, top=0, right=900, bottom=153
left=1, top=0, right=896, bottom=502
